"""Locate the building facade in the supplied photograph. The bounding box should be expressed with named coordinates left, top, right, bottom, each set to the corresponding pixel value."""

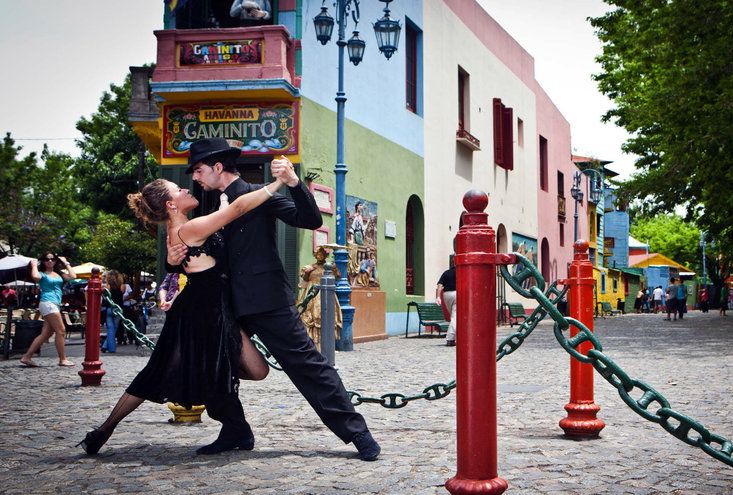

left=131, top=0, right=586, bottom=338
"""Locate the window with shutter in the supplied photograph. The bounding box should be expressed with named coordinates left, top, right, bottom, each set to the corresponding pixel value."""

left=493, top=98, right=514, bottom=169
left=493, top=98, right=503, bottom=166
left=502, top=106, right=513, bottom=170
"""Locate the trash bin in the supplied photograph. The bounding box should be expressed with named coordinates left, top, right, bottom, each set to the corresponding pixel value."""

left=13, top=320, right=43, bottom=354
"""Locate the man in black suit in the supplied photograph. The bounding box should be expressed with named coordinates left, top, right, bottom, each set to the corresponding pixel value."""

left=172, top=138, right=380, bottom=461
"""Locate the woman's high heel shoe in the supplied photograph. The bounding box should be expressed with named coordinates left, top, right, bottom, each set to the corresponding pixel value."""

left=77, top=428, right=111, bottom=455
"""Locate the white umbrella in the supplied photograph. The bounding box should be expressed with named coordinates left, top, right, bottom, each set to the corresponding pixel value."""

left=0, top=254, right=34, bottom=270
left=0, top=254, right=34, bottom=284
left=4, top=280, right=35, bottom=287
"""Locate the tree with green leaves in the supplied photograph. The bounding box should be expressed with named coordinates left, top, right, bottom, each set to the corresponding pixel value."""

left=629, top=215, right=700, bottom=270
left=590, top=0, right=733, bottom=274
left=0, top=133, right=93, bottom=258
left=80, top=212, right=156, bottom=280
left=75, top=74, right=158, bottom=218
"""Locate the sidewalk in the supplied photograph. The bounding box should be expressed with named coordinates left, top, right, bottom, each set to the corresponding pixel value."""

left=0, top=311, right=731, bottom=494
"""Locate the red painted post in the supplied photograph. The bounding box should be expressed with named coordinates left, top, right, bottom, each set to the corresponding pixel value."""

left=446, top=190, right=508, bottom=495
left=559, top=240, right=604, bottom=437
left=79, top=268, right=105, bottom=386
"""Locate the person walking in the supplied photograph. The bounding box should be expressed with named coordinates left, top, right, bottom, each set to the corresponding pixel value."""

left=19, top=253, right=77, bottom=367
left=652, top=286, right=664, bottom=314
left=435, top=260, right=457, bottom=347
left=176, top=137, right=381, bottom=461
left=665, top=278, right=677, bottom=321
left=675, top=279, right=688, bottom=320
left=78, top=174, right=281, bottom=456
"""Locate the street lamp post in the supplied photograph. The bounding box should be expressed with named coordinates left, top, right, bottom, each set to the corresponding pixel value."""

left=313, top=1, right=401, bottom=351
left=570, top=169, right=603, bottom=242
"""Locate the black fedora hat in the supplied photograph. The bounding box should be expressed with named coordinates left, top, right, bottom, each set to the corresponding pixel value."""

left=185, top=138, right=242, bottom=174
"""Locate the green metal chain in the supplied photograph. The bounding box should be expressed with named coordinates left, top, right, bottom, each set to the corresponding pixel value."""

left=101, top=276, right=563, bottom=411
left=502, top=253, right=733, bottom=467
left=102, top=291, right=157, bottom=351
left=496, top=280, right=567, bottom=361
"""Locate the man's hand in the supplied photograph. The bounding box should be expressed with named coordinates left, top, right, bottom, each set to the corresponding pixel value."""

left=166, top=236, right=188, bottom=266
left=271, top=156, right=299, bottom=187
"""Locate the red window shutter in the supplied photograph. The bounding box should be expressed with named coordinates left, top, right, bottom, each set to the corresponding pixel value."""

left=493, top=98, right=504, bottom=165
left=502, top=106, right=513, bottom=170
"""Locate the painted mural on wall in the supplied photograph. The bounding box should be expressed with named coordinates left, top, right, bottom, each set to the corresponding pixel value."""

left=163, top=102, right=299, bottom=159
left=179, top=40, right=262, bottom=65
left=346, top=195, right=379, bottom=288
left=511, top=233, right=538, bottom=290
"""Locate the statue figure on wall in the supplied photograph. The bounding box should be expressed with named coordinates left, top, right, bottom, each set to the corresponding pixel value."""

left=346, top=229, right=360, bottom=284
left=230, top=0, right=273, bottom=26
left=296, top=247, right=342, bottom=351
left=354, top=250, right=378, bottom=288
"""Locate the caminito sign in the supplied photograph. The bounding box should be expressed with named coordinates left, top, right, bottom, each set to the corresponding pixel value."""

left=163, top=102, right=299, bottom=159
left=178, top=40, right=262, bottom=66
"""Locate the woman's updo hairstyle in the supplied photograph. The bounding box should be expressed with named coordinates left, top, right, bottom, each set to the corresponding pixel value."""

left=127, top=179, right=172, bottom=228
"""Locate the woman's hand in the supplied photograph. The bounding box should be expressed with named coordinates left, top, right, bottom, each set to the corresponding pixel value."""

left=160, top=300, right=173, bottom=312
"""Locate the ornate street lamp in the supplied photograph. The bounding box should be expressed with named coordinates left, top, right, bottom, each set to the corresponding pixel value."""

left=313, top=0, right=401, bottom=351
left=347, top=31, right=366, bottom=65
left=373, top=0, right=401, bottom=60
left=572, top=168, right=604, bottom=241
left=571, top=172, right=584, bottom=242
left=313, top=7, right=335, bottom=45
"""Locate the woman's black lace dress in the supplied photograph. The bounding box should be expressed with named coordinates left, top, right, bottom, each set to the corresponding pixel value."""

left=126, top=232, right=241, bottom=408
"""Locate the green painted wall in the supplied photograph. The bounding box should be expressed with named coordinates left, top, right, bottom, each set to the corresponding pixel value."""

left=299, top=98, right=424, bottom=313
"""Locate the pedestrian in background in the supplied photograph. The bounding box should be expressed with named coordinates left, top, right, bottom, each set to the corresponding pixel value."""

left=436, top=258, right=457, bottom=347
left=665, top=278, right=677, bottom=321
left=101, top=270, right=127, bottom=353
left=158, top=272, right=186, bottom=311
left=675, top=279, right=688, bottom=320
left=720, top=287, right=729, bottom=316
left=652, top=286, right=664, bottom=313
left=698, top=287, right=709, bottom=313
left=19, top=253, right=77, bottom=367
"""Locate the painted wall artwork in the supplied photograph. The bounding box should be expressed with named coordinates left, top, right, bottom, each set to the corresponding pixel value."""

left=346, top=195, right=379, bottom=288
left=511, top=233, right=538, bottom=290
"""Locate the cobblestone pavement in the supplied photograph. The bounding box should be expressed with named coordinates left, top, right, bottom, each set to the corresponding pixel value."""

left=0, top=310, right=731, bottom=494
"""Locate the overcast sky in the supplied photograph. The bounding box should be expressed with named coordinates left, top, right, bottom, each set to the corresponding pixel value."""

left=0, top=0, right=636, bottom=179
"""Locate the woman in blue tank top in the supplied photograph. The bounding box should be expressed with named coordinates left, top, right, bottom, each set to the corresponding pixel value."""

left=20, top=252, right=77, bottom=367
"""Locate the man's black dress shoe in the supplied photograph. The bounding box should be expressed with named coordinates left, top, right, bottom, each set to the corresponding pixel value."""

left=352, top=430, right=381, bottom=461
left=195, top=436, right=255, bottom=455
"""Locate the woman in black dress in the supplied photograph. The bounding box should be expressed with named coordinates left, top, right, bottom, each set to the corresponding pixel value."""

left=79, top=174, right=285, bottom=455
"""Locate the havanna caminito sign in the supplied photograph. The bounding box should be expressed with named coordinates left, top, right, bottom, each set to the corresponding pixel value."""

left=178, top=40, right=262, bottom=66
left=163, top=102, right=299, bottom=159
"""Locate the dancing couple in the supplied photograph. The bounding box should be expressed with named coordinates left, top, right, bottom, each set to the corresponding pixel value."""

left=79, top=138, right=380, bottom=462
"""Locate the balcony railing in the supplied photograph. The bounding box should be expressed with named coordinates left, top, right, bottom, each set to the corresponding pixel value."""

left=456, top=126, right=481, bottom=151
left=153, top=25, right=298, bottom=89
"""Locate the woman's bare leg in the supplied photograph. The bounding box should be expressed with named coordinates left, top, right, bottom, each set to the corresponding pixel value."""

left=44, top=313, right=73, bottom=365
left=238, top=331, right=269, bottom=380
left=20, top=320, right=54, bottom=366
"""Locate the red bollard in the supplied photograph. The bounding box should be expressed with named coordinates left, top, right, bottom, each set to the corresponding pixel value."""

left=559, top=240, right=604, bottom=437
left=79, top=268, right=105, bottom=386
left=446, top=191, right=508, bottom=495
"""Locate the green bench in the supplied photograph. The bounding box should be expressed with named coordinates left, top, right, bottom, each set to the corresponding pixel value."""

left=598, top=301, right=622, bottom=317
left=405, top=302, right=449, bottom=338
left=502, top=302, right=527, bottom=327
